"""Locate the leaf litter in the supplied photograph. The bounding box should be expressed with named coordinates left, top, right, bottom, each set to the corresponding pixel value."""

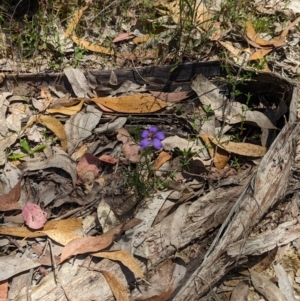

left=0, top=2, right=300, bottom=299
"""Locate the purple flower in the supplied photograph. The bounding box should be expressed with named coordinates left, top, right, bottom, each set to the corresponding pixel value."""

left=140, top=126, right=165, bottom=150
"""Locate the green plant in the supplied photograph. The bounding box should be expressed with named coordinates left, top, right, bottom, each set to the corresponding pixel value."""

left=8, top=139, right=46, bottom=160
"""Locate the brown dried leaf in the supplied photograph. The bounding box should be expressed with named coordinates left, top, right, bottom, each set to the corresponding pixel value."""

left=154, top=151, right=172, bottom=170
left=133, top=34, right=151, bottom=44
left=213, top=147, right=229, bottom=169
left=70, top=35, right=115, bottom=56
left=37, top=115, right=67, bottom=151
left=101, top=270, right=130, bottom=301
left=246, top=19, right=275, bottom=47
left=209, top=136, right=267, bottom=157
left=249, top=48, right=273, bottom=61
left=91, top=94, right=167, bottom=113
left=46, top=99, right=84, bottom=115
left=95, top=250, right=145, bottom=279
left=41, top=229, right=82, bottom=246
left=0, top=218, right=82, bottom=238
left=64, top=5, right=89, bottom=38
left=60, top=219, right=141, bottom=263
left=0, top=179, right=22, bottom=211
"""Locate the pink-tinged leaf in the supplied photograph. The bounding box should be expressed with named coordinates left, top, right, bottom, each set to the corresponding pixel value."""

left=94, top=102, right=114, bottom=112
left=117, top=128, right=140, bottom=162
left=113, top=33, right=134, bottom=43
left=99, top=154, right=118, bottom=164
left=0, top=179, right=22, bottom=211
left=76, top=153, right=100, bottom=182
left=149, top=91, right=190, bottom=103
left=22, top=202, right=47, bottom=230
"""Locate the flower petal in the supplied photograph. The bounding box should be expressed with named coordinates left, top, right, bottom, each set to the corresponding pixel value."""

left=149, top=126, right=158, bottom=133
left=152, top=138, right=163, bottom=149
left=155, top=131, right=165, bottom=140
left=141, top=130, right=150, bottom=138
left=140, top=138, right=150, bottom=149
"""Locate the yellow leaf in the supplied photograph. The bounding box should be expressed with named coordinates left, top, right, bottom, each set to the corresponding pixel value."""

left=246, top=19, right=274, bottom=47
left=41, top=229, right=82, bottom=246
left=90, top=94, right=167, bottom=113
left=70, top=34, right=116, bottom=56
left=65, top=5, right=89, bottom=38
left=213, top=147, right=229, bottom=169
left=209, top=136, right=267, bottom=157
left=249, top=48, right=273, bottom=61
left=101, top=270, right=130, bottom=301
left=133, top=34, right=151, bottom=44
left=154, top=151, right=172, bottom=170
left=95, top=250, right=145, bottom=280
left=64, top=4, right=116, bottom=56
left=37, top=115, right=67, bottom=151
left=46, top=99, right=84, bottom=115
left=0, top=218, right=82, bottom=238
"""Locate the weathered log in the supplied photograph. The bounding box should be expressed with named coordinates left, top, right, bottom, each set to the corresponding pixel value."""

left=171, top=120, right=300, bottom=300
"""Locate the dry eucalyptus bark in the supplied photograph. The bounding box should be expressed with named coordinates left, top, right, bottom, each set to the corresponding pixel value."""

left=171, top=120, right=300, bottom=300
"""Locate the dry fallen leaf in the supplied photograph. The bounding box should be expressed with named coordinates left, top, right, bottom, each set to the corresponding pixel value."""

left=76, top=153, right=100, bottom=184
left=101, top=270, right=130, bottom=301
left=96, top=250, right=145, bottom=279
left=46, top=99, right=84, bottom=115
left=37, top=115, right=67, bottom=151
left=64, top=5, right=89, bottom=38
left=154, top=151, right=172, bottom=170
left=99, top=154, right=118, bottom=164
left=117, top=128, right=140, bottom=163
left=90, top=94, right=167, bottom=113
left=213, top=147, right=230, bottom=169
left=209, top=136, right=267, bottom=157
left=0, top=218, right=82, bottom=238
left=113, top=32, right=134, bottom=43
left=149, top=91, right=190, bottom=103
left=0, top=179, right=22, bottom=211
left=249, top=48, right=273, bottom=61
left=60, top=219, right=141, bottom=263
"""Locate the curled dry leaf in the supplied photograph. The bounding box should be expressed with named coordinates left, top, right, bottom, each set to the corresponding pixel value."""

left=46, top=99, right=84, bottom=115
left=0, top=178, right=22, bottom=211
left=37, top=115, right=67, bottom=151
left=22, top=202, right=47, bottom=230
left=96, top=250, right=145, bottom=279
